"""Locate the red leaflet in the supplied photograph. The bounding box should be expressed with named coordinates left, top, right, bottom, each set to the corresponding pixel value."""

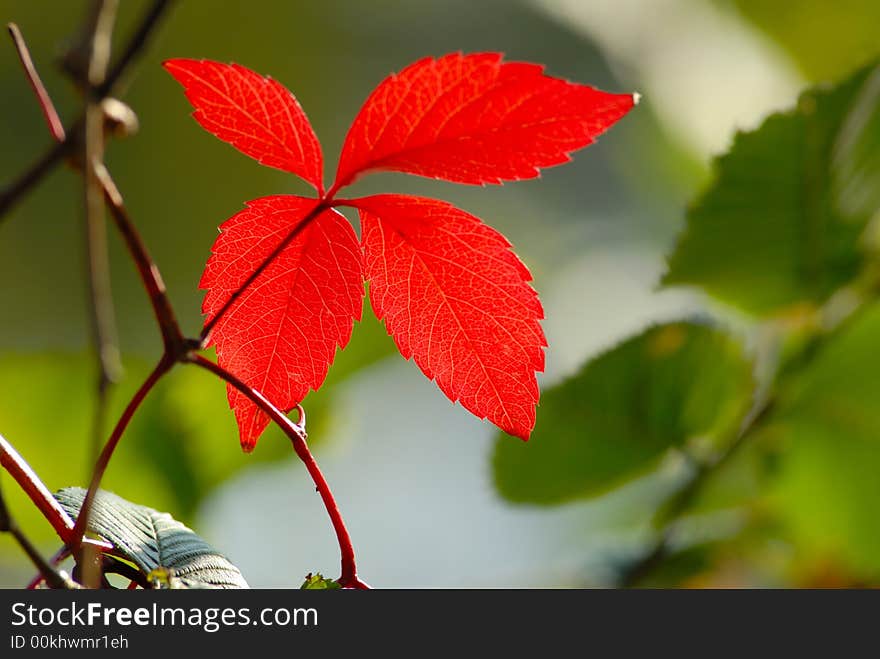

left=350, top=194, right=545, bottom=439
left=332, top=52, right=637, bottom=190
left=164, top=59, right=324, bottom=192
left=200, top=196, right=363, bottom=451
left=166, top=52, right=636, bottom=447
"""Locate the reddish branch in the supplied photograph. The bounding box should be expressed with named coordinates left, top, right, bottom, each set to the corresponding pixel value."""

left=93, top=164, right=185, bottom=352
left=188, top=355, right=368, bottom=589
left=68, top=356, right=174, bottom=552
left=7, top=23, right=65, bottom=141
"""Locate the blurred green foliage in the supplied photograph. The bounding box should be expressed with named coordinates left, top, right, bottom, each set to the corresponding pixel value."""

left=493, top=322, right=753, bottom=503
left=663, top=63, right=878, bottom=316
left=495, top=56, right=880, bottom=586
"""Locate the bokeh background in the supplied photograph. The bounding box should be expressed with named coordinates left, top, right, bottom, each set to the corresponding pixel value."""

left=1, top=0, right=878, bottom=587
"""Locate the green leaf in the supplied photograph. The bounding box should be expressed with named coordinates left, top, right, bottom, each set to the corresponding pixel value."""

left=301, top=572, right=341, bottom=589
left=493, top=322, right=754, bottom=504
left=663, top=63, right=880, bottom=316
left=55, top=487, right=249, bottom=589
left=732, top=0, right=880, bottom=83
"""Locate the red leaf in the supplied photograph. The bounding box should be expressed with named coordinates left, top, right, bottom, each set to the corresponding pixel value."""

left=350, top=194, right=546, bottom=439
left=200, top=196, right=363, bottom=450
left=164, top=59, right=324, bottom=192
left=332, top=52, right=636, bottom=191
left=165, top=53, right=636, bottom=445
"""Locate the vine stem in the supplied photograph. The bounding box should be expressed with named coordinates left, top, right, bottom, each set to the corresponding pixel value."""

left=188, top=354, right=369, bottom=589
left=68, top=356, right=174, bottom=553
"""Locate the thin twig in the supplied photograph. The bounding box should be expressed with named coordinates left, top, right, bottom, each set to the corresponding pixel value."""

left=0, top=479, right=78, bottom=589
left=0, top=131, right=72, bottom=219
left=79, top=1, right=124, bottom=468
left=5, top=24, right=123, bottom=426
left=69, top=355, right=174, bottom=553
left=1, top=21, right=77, bottom=221
left=76, top=2, right=122, bottom=586
left=93, top=163, right=185, bottom=351
left=1, top=1, right=175, bottom=220
left=187, top=354, right=369, bottom=589
left=6, top=23, right=65, bottom=141
left=102, top=555, right=151, bottom=589
left=71, top=164, right=183, bottom=578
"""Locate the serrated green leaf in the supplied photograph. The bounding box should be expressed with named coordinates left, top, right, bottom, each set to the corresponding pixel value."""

left=493, top=322, right=754, bottom=504
left=663, top=63, right=880, bottom=315
left=55, top=487, right=248, bottom=589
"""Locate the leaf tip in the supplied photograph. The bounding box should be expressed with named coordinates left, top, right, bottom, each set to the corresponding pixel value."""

left=501, top=417, right=535, bottom=442
left=161, top=57, right=192, bottom=75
